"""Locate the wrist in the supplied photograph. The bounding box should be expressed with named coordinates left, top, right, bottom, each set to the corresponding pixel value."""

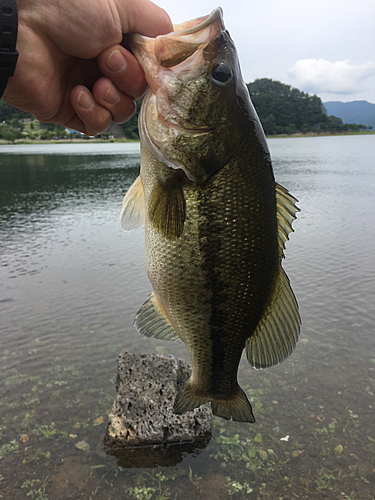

left=0, top=0, right=19, bottom=97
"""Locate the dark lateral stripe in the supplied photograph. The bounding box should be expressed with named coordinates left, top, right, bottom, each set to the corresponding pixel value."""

left=198, top=189, right=228, bottom=393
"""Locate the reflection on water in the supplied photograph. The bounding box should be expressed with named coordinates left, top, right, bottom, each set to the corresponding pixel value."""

left=106, top=435, right=212, bottom=469
left=0, top=137, right=375, bottom=499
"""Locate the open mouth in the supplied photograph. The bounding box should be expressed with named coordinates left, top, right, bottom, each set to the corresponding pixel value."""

left=154, top=8, right=224, bottom=68
left=172, top=7, right=223, bottom=35
left=129, top=8, right=224, bottom=78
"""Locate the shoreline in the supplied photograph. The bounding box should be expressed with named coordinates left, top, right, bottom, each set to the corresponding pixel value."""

left=0, top=130, right=374, bottom=146
left=266, top=130, right=375, bottom=139
left=0, top=137, right=138, bottom=145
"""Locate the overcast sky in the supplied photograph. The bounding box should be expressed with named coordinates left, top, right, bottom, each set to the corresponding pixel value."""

left=154, top=0, right=375, bottom=103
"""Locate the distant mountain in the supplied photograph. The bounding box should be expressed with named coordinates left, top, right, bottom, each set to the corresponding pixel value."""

left=323, top=100, right=375, bottom=129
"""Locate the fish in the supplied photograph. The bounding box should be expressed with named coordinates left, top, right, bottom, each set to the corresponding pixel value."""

left=120, top=8, right=301, bottom=423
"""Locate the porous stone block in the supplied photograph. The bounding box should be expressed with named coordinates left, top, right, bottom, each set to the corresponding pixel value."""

left=104, top=352, right=212, bottom=466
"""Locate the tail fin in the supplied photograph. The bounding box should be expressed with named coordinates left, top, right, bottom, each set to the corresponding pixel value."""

left=173, top=380, right=255, bottom=423
left=210, top=386, right=255, bottom=423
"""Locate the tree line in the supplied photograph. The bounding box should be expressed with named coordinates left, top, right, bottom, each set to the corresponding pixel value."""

left=0, top=79, right=372, bottom=141
left=0, top=99, right=141, bottom=141
left=247, top=78, right=372, bottom=135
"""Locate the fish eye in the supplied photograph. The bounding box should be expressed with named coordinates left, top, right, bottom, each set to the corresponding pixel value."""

left=211, top=62, right=233, bottom=86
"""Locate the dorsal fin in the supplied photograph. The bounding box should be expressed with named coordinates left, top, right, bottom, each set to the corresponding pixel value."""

left=246, top=184, right=301, bottom=369
left=119, top=175, right=145, bottom=231
left=276, top=183, right=300, bottom=258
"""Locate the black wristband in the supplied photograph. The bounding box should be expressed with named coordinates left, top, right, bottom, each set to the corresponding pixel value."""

left=0, top=0, right=19, bottom=98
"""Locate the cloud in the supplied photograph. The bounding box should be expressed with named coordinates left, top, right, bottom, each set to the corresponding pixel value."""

left=287, top=59, right=375, bottom=94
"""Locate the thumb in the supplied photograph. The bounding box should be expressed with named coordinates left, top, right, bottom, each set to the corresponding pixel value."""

left=116, top=0, right=172, bottom=37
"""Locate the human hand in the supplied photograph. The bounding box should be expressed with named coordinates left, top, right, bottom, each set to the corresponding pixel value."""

left=2, top=0, right=172, bottom=135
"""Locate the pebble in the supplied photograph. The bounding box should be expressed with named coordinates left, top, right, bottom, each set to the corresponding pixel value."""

left=75, top=440, right=90, bottom=452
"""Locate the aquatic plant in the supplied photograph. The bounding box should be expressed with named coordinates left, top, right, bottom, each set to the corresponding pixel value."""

left=21, top=476, right=49, bottom=499
left=315, top=471, right=337, bottom=492
left=225, top=477, right=253, bottom=497
left=4, top=372, right=29, bottom=386
left=127, top=485, right=157, bottom=500
left=34, top=423, right=57, bottom=439
left=211, top=429, right=284, bottom=486
left=0, top=439, right=19, bottom=460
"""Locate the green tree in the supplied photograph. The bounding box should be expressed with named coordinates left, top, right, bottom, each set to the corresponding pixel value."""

left=247, top=78, right=328, bottom=134
left=0, top=100, right=32, bottom=122
left=40, top=122, right=65, bottom=132
left=121, top=99, right=141, bottom=139
left=10, top=118, right=24, bottom=131
left=0, top=126, right=22, bottom=141
left=261, top=114, right=277, bottom=135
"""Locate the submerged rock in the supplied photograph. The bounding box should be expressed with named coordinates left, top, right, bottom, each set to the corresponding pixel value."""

left=75, top=440, right=90, bottom=452
left=104, top=352, right=212, bottom=467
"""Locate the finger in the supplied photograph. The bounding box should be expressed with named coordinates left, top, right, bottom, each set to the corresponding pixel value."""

left=93, top=77, right=137, bottom=124
left=63, top=115, right=89, bottom=135
left=70, top=85, right=112, bottom=135
left=117, top=0, right=172, bottom=37
left=97, top=45, right=147, bottom=100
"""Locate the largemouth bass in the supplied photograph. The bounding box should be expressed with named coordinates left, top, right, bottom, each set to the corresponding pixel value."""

left=120, top=8, right=301, bottom=423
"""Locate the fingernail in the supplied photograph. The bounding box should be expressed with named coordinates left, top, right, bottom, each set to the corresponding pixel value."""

left=77, top=90, right=94, bottom=110
left=104, top=83, right=120, bottom=105
left=107, top=49, right=127, bottom=73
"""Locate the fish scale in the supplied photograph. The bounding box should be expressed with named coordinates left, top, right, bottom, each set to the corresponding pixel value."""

left=120, top=8, right=300, bottom=422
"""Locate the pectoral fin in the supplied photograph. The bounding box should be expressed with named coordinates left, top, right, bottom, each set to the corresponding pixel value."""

left=134, top=292, right=181, bottom=342
left=119, top=175, right=145, bottom=230
left=149, top=175, right=186, bottom=239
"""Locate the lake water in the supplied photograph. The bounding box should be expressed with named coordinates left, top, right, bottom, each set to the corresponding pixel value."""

left=0, top=136, right=374, bottom=499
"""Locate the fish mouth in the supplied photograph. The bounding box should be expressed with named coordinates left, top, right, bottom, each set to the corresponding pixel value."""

left=128, top=7, right=224, bottom=99
left=172, top=7, right=223, bottom=35
left=129, top=9, right=225, bottom=180
left=130, top=8, right=224, bottom=74
left=154, top=8, right=224, bottom=68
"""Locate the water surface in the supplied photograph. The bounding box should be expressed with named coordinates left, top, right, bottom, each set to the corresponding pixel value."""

left=1, top=137, right=374, bottom=499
